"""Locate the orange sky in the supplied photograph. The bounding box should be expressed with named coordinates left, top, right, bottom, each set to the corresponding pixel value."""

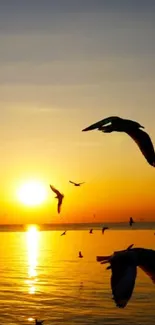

left=0, top=1, right=155, bottom=224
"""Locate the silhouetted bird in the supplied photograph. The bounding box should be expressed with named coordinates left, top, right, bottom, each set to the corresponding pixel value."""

left=61, top=231, right=66, bottom=236
left=50, top=185, right=64, bottom=213
left=129, top=217, right=134, bottom=227
left=82, top=116, right=155, bottom=167
left=69, top=180, right=85, bottom=186
left=89, top=229, right=93, bottom=234
left=102, top=227, right=109, bottom=234
left=96, top=245, right=155, bottom=308
left=35, top=320, right=44, bottom=325
left=79, top=251, right=83, bottom=258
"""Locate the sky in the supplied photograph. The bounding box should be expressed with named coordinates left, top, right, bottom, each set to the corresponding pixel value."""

left=0, top=0, right=155, bottom=224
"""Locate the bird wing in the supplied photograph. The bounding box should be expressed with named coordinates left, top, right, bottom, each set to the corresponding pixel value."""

left=111, top=265, right=137, bottom=308
left=50, top=185, right=60, bottom=196
left=126, top=128, right=155, bottom=166
left=139, top=265, right=155, bottom=284
left=138, top=249, right=155, bottom=284
left=82, top=116, right=119, bottom=131
left=69, top=180, right=76, bottom=185
left=79, top=182, right=85, bottom=185
left=58, top=195, right=64, bottom=213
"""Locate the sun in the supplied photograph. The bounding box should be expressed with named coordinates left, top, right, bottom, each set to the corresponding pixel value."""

left=17, top=180, right=47, bottom=206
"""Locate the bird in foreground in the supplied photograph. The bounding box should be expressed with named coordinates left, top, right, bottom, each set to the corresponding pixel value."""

left=102, top=226, right=109, bottom=234
left=96, top=244, right=155, bottom=308
left=89, top=229, right=93, bottom=234
left=50, top=185, right=64, bottom=213
left=82, top=116, right=155, bottom=167
left=129, top=217, right=134, bottom=227
left=61, top=231, right=66, bottom=236
left=35, top=320, right=44, bottom=325
left=79, top=251, right=83, bottom=258
left=69, top=180, right=85, bottom=186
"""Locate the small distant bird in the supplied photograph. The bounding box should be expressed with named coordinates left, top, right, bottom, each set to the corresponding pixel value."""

left=35, top=320, right=44, bottom=325
left=50, top=185, right=64, bottom=213
left=61, top=231, right=66, bottom=236
left=102, top=227, right=109, bottom=234
left=96, top=245, right=155, bottom=308
left=69, top=180, right=85, bottom=187
left=82, top=116, right=155, bottom=167
left=89, top=229, right=93, bottom=234
left=129, top=217, right=134, bottom=227
left=79, top=251, right=83, bottom=258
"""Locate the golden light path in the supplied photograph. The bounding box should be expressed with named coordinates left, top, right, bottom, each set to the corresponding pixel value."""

left=26, top=225, right=39, bottom=295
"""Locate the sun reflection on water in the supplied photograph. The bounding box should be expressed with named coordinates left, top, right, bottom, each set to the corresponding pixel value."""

left=26, top=225, right=39, bottom=294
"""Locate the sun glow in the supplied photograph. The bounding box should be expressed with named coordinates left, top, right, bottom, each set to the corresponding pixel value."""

left=26, top=225, right=39, bottom=294
left=17, top=180, right=47, bottom=206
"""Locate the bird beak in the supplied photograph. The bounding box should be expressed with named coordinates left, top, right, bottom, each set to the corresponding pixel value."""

left=96, top=255, right=111, bottom=263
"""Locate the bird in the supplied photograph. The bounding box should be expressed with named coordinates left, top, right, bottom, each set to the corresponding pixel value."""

left=69, top=180, right=85, bottom=187
left=61, top=231, right=66, bottom=236
left=89, top=229, right=93, bottom=234
left=35, top=320, right=44, bottom=325
left=102, top=226, right=109, bottom=234
left=82, top=116, right=155, bottom=167
left=96, top=245, right=155, bottom=308
left=129, top=217, right=134, bottom=227
left=79, top=251, right=83, bottom=258
left=50, top=185, right=64, bottom=213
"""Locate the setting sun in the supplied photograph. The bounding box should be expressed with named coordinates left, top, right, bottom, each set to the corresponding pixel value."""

left=17, top=181, right=47, bottom=206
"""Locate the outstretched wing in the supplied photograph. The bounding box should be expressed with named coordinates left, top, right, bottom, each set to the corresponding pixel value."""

left=82, top=116, right=119, bottom=132
left=127, top=128, right=155, bottom=167
left=50, top=184, right=60, bottom=196
left=111, top=265, right=137, bottom=308
left=69, top=180, right=76, bottom=185
left=138, top=248, right=155, bottom=284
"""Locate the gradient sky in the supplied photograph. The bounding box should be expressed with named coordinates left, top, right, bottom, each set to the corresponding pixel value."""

left=0, top=0, right=155, bottom=224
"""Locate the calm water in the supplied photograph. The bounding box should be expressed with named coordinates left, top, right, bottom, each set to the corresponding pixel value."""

left=0, top=224, right=155, bottom=325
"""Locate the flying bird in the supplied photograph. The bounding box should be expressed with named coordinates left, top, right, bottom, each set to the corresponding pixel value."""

left=89, top=229, right=93, bottom=234
left=61, top=231, right=66, bottom=236
left=50, top=185, right=64, bottom=213
left=82, top=116, right=155, bottom=167
left=35, top=320, right=44, bottom=325
left=96, top=245, right=155, bottom=308
left=79, top=251, right=83, bottom=258
left=129, top=217, right=134, bottom=227
left=102, top=227, right=109, bottom=234
left=69, top=180, right=85, bottom=187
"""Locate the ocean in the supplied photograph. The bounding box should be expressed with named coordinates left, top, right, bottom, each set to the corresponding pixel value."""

left=0, top=222, right=155, bottom=325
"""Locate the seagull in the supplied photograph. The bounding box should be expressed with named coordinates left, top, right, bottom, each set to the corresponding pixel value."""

left=50, top=185, right=64, bottom=213
left=89, top=229, right=93, bottom=234
left=129, top=217, right=134, bottom=227
left=82, top=116, right=155, bottom=167
left=69, top=180, right=85, bottom=187
left=102, top=227, right=109, bottom=234
left=35, top=320, right=44, bottom=325
left=96, top=244, right=155, bottom=308
left=61, top=231, right=66, bottom=236
left=79, top=251, right=83, bottom=258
